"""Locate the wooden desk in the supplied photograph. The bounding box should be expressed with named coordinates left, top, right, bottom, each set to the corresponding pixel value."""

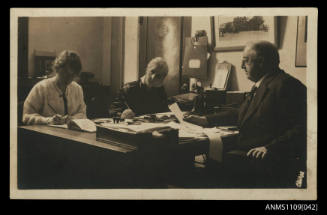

left=17, top=125, right=199, bottom=189
left=20, top=125, right=135, bottom=153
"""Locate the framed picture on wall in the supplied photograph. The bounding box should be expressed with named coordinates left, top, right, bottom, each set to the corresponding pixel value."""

left=211, top=16, right=277, bottom=51
left=295, top=16, right=307, bottom=67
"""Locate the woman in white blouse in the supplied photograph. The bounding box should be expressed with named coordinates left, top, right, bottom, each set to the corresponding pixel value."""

left=22, top=50, right=87, bottom=125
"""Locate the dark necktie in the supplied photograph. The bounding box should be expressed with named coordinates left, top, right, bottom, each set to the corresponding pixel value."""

left=62, top=93, right=68, bottom=115
left=239, top=85, right=258, bottom=124
left=248, top=85, right=258, bottom=103
left=241, top=85, right=257, bottom=116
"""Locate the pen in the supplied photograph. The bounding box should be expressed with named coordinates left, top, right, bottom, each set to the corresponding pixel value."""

left=218, top=127, right=238, bottom=132
left=48, top=103, right=57, bottom=114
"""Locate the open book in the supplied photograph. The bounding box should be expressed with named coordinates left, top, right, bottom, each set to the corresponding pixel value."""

left=49, top=118, right=96, bottom=133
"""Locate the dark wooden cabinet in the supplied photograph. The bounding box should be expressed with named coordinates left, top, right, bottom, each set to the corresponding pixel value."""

left=18, top=17, right=29, bottom=78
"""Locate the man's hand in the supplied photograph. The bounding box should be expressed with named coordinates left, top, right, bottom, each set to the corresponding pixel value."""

left=121, top=109, right=135, bottom=119
left=183, top=114, right=209, bottom=127
left=48, top=114, right=66, bottom=125
left=247, top=146, right=268, bottom=159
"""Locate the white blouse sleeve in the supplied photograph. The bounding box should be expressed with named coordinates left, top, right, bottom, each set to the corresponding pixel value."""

left=22, top=83, right=52, bottom=125
left=71, top=85, right=87, bottom=119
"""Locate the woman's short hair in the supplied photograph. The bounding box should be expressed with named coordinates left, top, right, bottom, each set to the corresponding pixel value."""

left=146, top=57, right=169, bottom=76
left=53, top=50, right=82, bottom=74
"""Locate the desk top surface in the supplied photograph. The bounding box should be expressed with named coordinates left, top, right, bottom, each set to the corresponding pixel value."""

left=19, top=123, right=235, bottom=155
left=19, top=125, right=134, bottom=153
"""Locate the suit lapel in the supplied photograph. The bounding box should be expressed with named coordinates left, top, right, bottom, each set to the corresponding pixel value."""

left=238, top=94, right=252, bottom=124
left=239, top=72, right=277, bottom=127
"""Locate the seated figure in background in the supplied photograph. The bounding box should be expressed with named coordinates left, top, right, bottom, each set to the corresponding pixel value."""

left=23, top=50, right=87, bottom=125
left=110, top=57, right=170, bottom=119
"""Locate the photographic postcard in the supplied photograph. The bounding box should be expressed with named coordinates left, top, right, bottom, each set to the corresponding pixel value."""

left=10, top=8, right=317, bottom=200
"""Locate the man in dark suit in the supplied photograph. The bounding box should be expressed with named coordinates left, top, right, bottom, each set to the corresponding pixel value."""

left=185, top=41, right=307, bottom=187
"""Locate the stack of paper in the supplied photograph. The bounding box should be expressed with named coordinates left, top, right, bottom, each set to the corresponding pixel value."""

left=100, top=122, right=170, bottom=134
left=48, top=124, right=68, bottom=129
left=166, top=121, right=205, bottom=139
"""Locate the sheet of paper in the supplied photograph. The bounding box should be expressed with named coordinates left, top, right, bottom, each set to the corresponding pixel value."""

left=155, top=112, right=174, bottom=116
left=189, top=59, right=201, bottom=68
left=168, top=103, right=185, bottom=123
left=48, top=124, right=68, bottom=129
left=168, top=103, right=203, bottom=131
left=182, top=121, right=203, bottom=131
left=93, top=118, right=113, bottom=123
left=166, top=121, right=204, bottom=138
left=101, top=122, right=170, bottom=134
left=203, top=128, right=223, bottom=163
left=72, top=119, right=96, bottom=132
left=212, top=68, right=229, bottom=89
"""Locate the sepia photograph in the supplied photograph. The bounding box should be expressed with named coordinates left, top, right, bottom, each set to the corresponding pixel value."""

left=10, top=8, right=317, bottom=200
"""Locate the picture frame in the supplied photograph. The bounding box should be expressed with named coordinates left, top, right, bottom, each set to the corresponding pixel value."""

left=295, top=16, right=307, bottom=67
left=211, top=61, right=231, bottom=90
left=211, top=16, right=277, bottom=51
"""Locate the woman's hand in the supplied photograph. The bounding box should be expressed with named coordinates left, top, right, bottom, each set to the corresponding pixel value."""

left=121, top=109, right=135, bottom=119
left=48, top=114, right=66, bottom=125
left=183, top=114, right=209, bottom=127
left=62, top=115, right=72, bottom=124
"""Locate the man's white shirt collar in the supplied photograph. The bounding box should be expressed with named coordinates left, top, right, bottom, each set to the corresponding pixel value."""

left=254, top=74, right=268, bottom=88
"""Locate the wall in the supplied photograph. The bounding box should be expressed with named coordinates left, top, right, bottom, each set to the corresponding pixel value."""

left=27, top=16, right=306, bottom=92
left=28, top=17, right=111, bottom=85
left=123, top=17, right=139, bottom=84
left=110, top=17, right=125, bottom=103
left=102, top=18, right=112, bottom=85
left=123, top=17, right=182, bottom=97
left=146, top=17, right=182, bottom=97
left=191, top=16, right=307, bottom=91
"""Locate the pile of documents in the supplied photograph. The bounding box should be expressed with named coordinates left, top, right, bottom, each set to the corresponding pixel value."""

left=99, top=122, right=171, bottom=134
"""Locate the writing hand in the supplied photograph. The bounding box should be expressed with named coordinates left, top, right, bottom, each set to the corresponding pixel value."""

left=121, top=109, right=135, bottom=119
left=62, top=115, right=72, bottom=124
left=49, top=114, right=66, bottom=125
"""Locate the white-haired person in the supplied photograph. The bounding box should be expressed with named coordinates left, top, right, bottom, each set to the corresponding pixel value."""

left=110, top=57, right=169, bottom=119
left=22, top=50, right=87, bottom=125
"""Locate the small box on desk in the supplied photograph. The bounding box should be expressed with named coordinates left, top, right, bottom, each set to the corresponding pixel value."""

left=96, top=125, right=149, bottom=152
